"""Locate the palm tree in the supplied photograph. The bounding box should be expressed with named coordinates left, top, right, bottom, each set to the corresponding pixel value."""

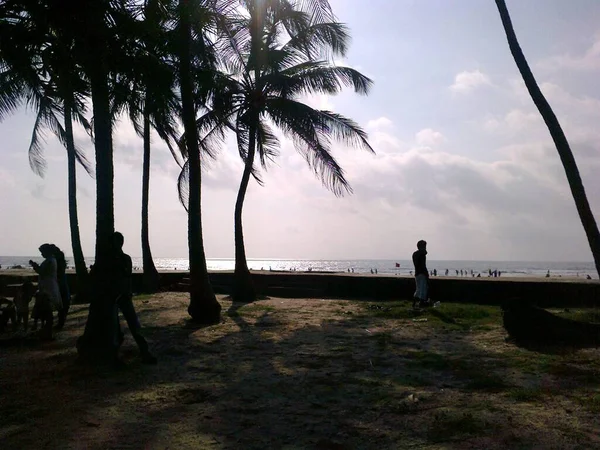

left=0, top=0, right=93, bottom=294
left=71, top=0, right=143, bottom=360
left=180, top=0, right=374, bottom=303
left=495, top=0, right=600, bottom=277
left=114, top=0, right=182, bottom=293
left=176, top=0, right=223, bottom=323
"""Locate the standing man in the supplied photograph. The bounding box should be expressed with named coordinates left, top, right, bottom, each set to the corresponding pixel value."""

left=113, top=232, right=157, bottom=364
left=412, top=240, right=429, bottom=308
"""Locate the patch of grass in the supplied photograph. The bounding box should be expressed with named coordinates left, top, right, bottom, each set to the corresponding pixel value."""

left=406, top=350, right=450, bottom=371
left=578, top=393, right=600, bottom=413
left=428, top=409, right=489, bottom=441
left=464, top=373, right=510, bottom=392
left=360, top=301, right=501, bottom=332
left=508, top=387, right=547, bottom=402
left=427, top=304, right=501, bottom=331
left=371, top=332, right=393, bottom=351
left=133, top=294, right=153, bottom=301
left=559, top=309, right=600, bottom=324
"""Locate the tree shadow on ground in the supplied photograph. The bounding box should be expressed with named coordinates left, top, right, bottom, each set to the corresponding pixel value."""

left=1, top=295, right=600, bottom=449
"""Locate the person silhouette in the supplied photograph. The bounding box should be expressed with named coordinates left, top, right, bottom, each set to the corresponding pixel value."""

left=113, top=232, right=157, bottom=364
left=412, top=240, right=429, bottom=308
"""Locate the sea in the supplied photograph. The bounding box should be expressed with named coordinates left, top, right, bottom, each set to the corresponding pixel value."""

left=0, top=256, right=597, bottom=279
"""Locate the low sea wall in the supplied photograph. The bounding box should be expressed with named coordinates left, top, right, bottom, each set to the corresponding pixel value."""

left=1, top=271, right=598, bottom=308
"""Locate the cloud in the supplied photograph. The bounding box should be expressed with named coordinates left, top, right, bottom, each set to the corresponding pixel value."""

left=367, top=117, right=393, bottom=130
left=539, top=35, right=600, bottom=72
left=415, top=128, right=446, bottom=147
left=449, top=70, right=492, bottom=93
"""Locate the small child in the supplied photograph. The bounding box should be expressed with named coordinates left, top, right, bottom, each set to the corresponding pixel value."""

left=0, top=297, right=16, bottom=332
left=14, top=281, right=37, bottom=331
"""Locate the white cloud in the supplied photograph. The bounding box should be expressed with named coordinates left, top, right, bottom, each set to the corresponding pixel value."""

left=483, top=109, right=543, bottom=134
left=449, top=70, right=492, bottom=93
left=415, top=128, right=446, bottom=147
left=539, top=35, right=600, bottom=72
left=367, top=117, right=393, bottom=130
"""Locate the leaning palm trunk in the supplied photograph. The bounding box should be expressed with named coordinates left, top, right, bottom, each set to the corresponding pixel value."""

left=141, top=106, right=160, bottom=292
left=495, top=0, right=600, bottom=278
left=63, top=93, right=88, bottom=297
left=233, top=125, right=257, bottom=303
left=178, top=0, right=220, bottom=323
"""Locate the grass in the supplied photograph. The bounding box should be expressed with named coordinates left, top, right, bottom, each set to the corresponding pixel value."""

left=360, top=301, right=501, bottom=331
left=508, top=386, right=548, bottom=402
left=2, top=295, right=600, bottom=449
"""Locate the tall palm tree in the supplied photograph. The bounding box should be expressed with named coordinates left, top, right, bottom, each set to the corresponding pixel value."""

left=71, top=0, right=144, bottom=360
left=495, top=0, right=600, bottom=277
left=179, top=0, right=374, bottom=303
left=176, top=0, right=224, bottom=323
left=0, top=0, right=93, bottom=293
left=114, top=0, right=182, bottom=293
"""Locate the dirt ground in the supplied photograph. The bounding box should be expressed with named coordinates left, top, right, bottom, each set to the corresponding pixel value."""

left=1, top=294, right=600, bottom=449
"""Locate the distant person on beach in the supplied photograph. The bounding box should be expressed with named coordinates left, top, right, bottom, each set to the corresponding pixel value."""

left=587, top=274, right=592, bottom=280
left=412, top=240, right=429, bottom=308
left=50, top=245, right=70, bottom=330
left=433, top=269, right=437, bottom=277
left=546, top=270, right=550, bottom=278
left=113, top=232, right=157, bottom=364
left=445, top=269, right=449, bottom=276
left=29, top=244, right=62, bottom=339
left=455, top=270, right=459, bottom=276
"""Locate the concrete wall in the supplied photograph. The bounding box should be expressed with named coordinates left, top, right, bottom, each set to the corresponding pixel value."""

left=2, top=271, right=599, bottom=307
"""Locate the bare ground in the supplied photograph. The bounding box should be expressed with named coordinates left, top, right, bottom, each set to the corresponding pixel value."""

left=1, top=294, right=600, bottom=449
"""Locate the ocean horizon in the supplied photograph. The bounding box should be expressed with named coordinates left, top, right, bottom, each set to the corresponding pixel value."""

left=1, top=256, right=596, bottom=279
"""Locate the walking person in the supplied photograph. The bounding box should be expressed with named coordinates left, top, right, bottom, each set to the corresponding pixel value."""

left=412, top=240, right=429, bottom=308
left=113, top=232, right=157, bottom=364
left=29, top=244, right=62, bottom=340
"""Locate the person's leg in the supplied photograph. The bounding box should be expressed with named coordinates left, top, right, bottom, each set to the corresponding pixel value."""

left=23, top=309, right=29, bottom=331
left=118, top=295, right=156, bottom=363
left=56, top=282, right=71, bottom=330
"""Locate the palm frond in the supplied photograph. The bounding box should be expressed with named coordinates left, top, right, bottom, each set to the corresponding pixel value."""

left=28, top=108, right=48, bottom=178
left=0, top=70, right=24, bottom=121
left=281, top=21, right=349, bottom=61
left=265, top=97, right=351, bottom=196
left=177, top=158, right=190, bottom=211
left=256, top=120, right=280, bottom=169
left=265, top=63, right=372, bottom=97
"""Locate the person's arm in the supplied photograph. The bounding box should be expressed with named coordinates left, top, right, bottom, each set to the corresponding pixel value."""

left=29, top=260, right=40, bottom=273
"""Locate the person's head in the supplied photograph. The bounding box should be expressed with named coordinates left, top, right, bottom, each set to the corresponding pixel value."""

left=39, top=244, right=53, bottom=258
left=113, top=231, right=124, bottom=250
left=417, top=240, right=427, bottom=251
left=22, top=280, right=36, bottom=297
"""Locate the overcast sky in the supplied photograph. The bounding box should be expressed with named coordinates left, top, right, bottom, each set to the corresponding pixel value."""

left=1, top=0, right=599, bottom=262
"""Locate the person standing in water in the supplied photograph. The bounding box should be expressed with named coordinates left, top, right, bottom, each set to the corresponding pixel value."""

left=412, top=240, right=429, bottom=308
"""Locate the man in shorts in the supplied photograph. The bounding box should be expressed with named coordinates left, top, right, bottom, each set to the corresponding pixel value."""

left=412, top=240, right=429, bottom=308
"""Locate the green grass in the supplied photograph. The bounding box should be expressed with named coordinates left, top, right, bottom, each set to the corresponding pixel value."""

left=558, top=309, right=600, bottom=324
left=508, top=387, right=547, bottom=402
left=360, top=301, right=501, bottom=331
left=428, top=409, right=490, bottom=441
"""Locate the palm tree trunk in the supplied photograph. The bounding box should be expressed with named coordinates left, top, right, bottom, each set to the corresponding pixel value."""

left=141, top=105, right=160, bottom=292
left=233, top=125, right=257, bottom=303
left=495, top=0, right=600, bottom=277
left=178, top=0, right=220, bottom=323
left=77, top=61, right=120, bottom=362
left=63, top=92, right=89, bottom=297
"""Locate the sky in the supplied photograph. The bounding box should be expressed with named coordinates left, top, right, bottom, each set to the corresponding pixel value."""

left=1, top=0, right=600, bottom=262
